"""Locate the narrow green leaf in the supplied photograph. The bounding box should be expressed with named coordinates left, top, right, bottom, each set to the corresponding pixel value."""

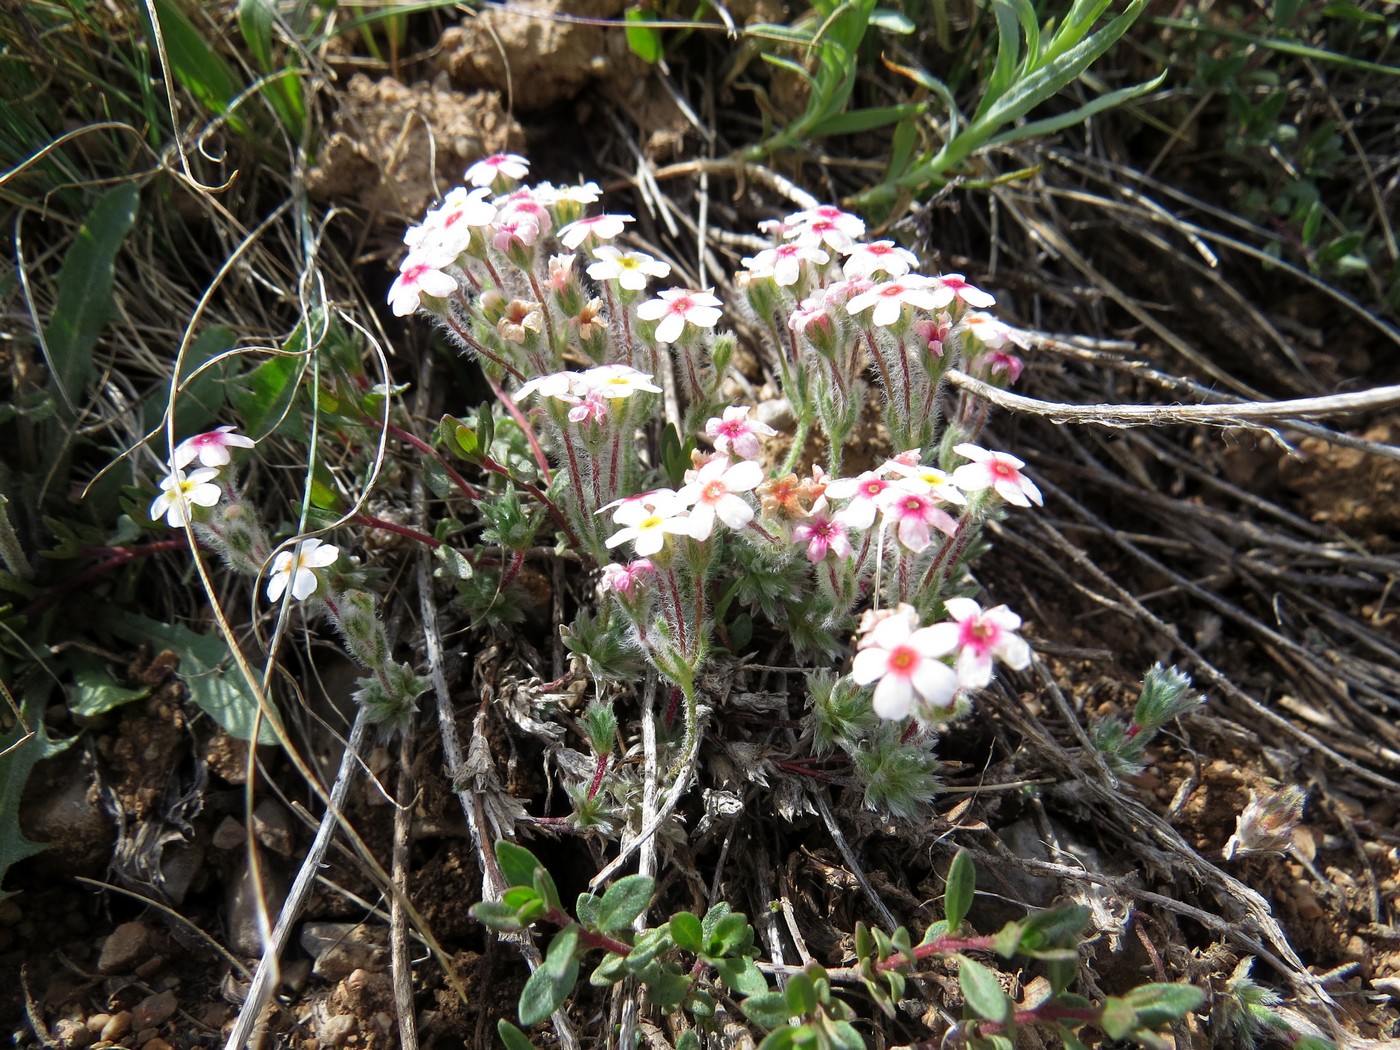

left=943, top=848, right=975, bottom=929
left=231, top=353, right=302, bottom=441
left=670, top=911, right=704, bottom=953
left=497, top=1019, right=536, bottom=1050
left=542, top=924, right=580, bottom=979
left=958, top=958, right=1012, bottom=1023
left=471, top=900, right=525, bottom=932
left=985, top=71, right=1167, bottom=149
left=1018, top=905, right=1091, bottom=951
left=828, top=1020, right=864, bottom=1050
left=45, top=183, right=141, bottom=420
left=624, top=8, right=663, bottom=63
left=145, top=0, right=245, bottom=120
left=533, top=864, right=563, bottom=911
left=715, top=956, right=768, bottom=997
left=806, top=102, right=926, bottom=138
left=1100, top=996, right=1136, bottom=1039
left=237, top=0, right=275, bottom=71
left=589, top=951, right=628, bottom=986
left=785, top=972, right=817, bottom=1016
left=157, top=326, right=234, bottom=437
left=495, top=840, right=543, bottom=888
left=597, top=874, right=654, bottom=934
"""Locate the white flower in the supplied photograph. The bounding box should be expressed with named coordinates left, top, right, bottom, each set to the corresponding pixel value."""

left=150, top=468, right=221, bottom=528
left=586, top=246, right=671, bottom=292
left=604, top=491, right=692, bottom=557
left=741, top=243, right=829, bottom=286
left=408, top=187, right=496, bottom=256
left=514, top=371, right=581, bottom=403
left=635, top=287, right=723, bottom=344
left=557, top=213, right=633, bottom=250
left=950, top=444, right=1043, bottom=508
left=783, top=205, right=866, bottom=251
left=882, top=460, right=966, bottom=506
left=936, top=273, right=996, bottom=309
left=846, top=275, right=952, bottom=328
left=923, top=597, right=1031, bottom=689
left=388, top=250, right=458, bottom=317
left=173, top=426, right=255, bottom=470
left=465, top=153, right=529, bottom=187
left=842, top=240, right=920, bottom=280
left=577, top=364, right=663, bottom=399
left=851, top=605, right=960, bottom=720
left=676, top=457, right=763, bottom=541
left=266, top=538, right=340, bottom=602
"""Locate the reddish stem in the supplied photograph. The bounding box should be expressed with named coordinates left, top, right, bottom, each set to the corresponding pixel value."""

left=370, top=417, right=482, bottom=502
left=482, top=370, right=553, bottom=484
left=586, top=753, right=609, bottom=801
left=353, top=513, right=442, bottom=549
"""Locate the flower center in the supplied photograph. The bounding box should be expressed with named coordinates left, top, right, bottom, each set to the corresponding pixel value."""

left=888, top=647, right=917, bottom=674
left=991, top=461, right=1017, bottom=478
left=702, top=481, right=727, bottom=503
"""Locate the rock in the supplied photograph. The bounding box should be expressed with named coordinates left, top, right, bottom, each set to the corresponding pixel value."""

left=52, top=1017, right=94, bottom=1049
left=98, top=922, right=157, bottom=975
left=141, top=1040, right=174, bottom=1050
left=100, top=1010, right=131, bottom=1042
left=315, top=1013, right=357, bottom=1047
left=20, top=749, right=113, bottom=874
left=131, top=989, right=177, bottom=1030
left=211, top=815, right=244, bottom=851
left=226, top=854, right=288, bottom=956
left=301, top=922, right=389, bottom=981
left=85, top=1014, right=110, bottom=1036
left=253, top=798, right=295, bottom=856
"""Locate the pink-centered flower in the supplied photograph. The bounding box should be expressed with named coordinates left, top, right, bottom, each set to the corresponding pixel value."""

left=266, top=538, right=340, bottom=603
left=704, top=406, right=776, bottom=461
left=557, top=213, right=633, bottom=250
left=950, top=444, right=1043, bottom=508
left=604, top=491, right=692, bottom=557
left=784, top=205, right=866, bottom=251
left=936, top=273, right=995, bottom=309
left=787, top=297, right=830, bottom=336
left=842, top=240, right=919, bottom=280
left=407, top=186, right=496, bottom=256
left=851, top=605, right=960, bottom=720
left=635, top=287, right=723, bottom=345
left=676, top=457, right=763, bottom=541
left=792, top=502, right=851, bottom=563
left=913, top=314, right=953, bottom=358
left=846, top=275, right=952, bottom=328
left=924, top=597, right=1031, bottom=688
left=882, top=461, right=967, bottom=507
left=586, top=246, right=671, bottom=292
left=150, top=468, right=221, bottom=528
left=883, top=488, right=958, bottom=553
left=741, top=243, right=829, bottom=287
left=387, top=250, right=457, bottom=317
left=465, top=153, right=529, bottom=187
left=826, top=471, right=897, bottom=530
left=514, top=371, right=580, bottom=404
left=173, top=426, right=255, bottom=469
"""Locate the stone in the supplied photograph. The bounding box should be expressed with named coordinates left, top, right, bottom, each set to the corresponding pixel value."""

left=97, top=922, right=156, bottom=975
left=253, top=798, right=295, bottom=857
left=131, top=989, right=177, bottom=1030
left=315, top=1013, right=357, bottom=1048
left=99, top=1011, right=131, bottom=1042
left=301, top=922, right=388, bottom=981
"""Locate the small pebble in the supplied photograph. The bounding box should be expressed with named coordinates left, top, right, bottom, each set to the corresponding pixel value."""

left=86, top=1014, right=110, bottom=1036
left=100, top=1011, right=131, bottom=1042
left=98, top=921, right=157, bottom=974
left=132, top=987, right=178, bottom=1029
left=142, top=1039, right=174, bottom=1050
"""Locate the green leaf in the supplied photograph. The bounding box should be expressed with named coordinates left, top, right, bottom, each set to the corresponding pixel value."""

left=625, top=926, right=672, bottom=969
left=237, top=0, right=275, bottom=71
left=494, top=840, right=543, bottom=888
left=741, top=991, right=791, bottom=1029
left=958, top=958, right=1012, bottom=1023
left=589, top=951, right=628, bottom=986
left=785, top=972, right=817, bottom=1016
left=0, top=685, right=72, bottom=898
left=706, top=910, right=751, bottom=957
left=715, top=956, right=769, bottom=997
left=99, top=612, right=277, bottom=745
left=828, top=1020, right=864, bottom=1050
left=231, top=353, right=302, bottom=441
left=648, top=969, right=692, bottom=1008
left=144, top=0, right=245, bottom=122
left=806, top=102, right=926, bottom=138
left=575, top=892, right=601, bottom=930
left=519, top=925, right=580, bottom=1025
left=869, top=7, right=915, bottom=33
left=670, top=911, right=704, bottom=953
left=1123, top=983, right=1205, bottom=1027
left=154, top=326, right=234, bottom=437
left=471, top=900, right=525, bottom=932
left=68, top=651, right=150, bottom=717
left=1018, top=905, right=1090, bottom=951
left=944, top=848, right=975, bottom=929
left=596, top=874, right=654, bottom=933
left=993, top=920, right=1024, bottom=959
left=45, top=183, right=141, bottom=421
left=497, top=1019, right=536, bottom=1050
left=624, top=8, right=663, bottom=63
left=1100, top=995, right=1136, bottom=1039
left=533, top=864, right=563, bottom=911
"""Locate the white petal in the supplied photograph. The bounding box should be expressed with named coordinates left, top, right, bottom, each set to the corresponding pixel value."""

left=911, top=659, right=959, bottom=707
left=871, top=675, right=913, bottom=720
left=942, top=597, right=981, bottom=622
left=997, top=634, right=1032, bottom=670
left=915, top=623, right=960, bottom=658
left=851, top=647, right=890, bottom=685
left=290, top=567, right=319, bottom=601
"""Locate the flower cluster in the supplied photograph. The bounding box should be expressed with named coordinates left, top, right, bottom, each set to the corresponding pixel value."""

left=389, top=154, right=1042, bottom=735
